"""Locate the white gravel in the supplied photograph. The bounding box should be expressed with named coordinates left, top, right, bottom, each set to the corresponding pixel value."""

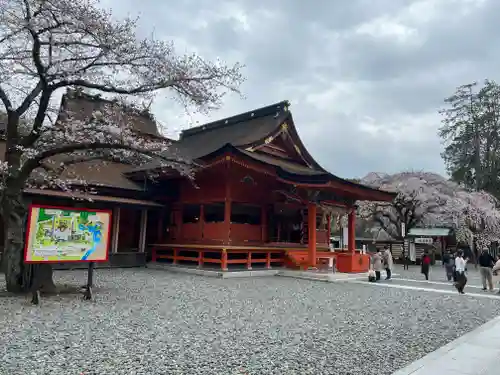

left=1, top=267, right=499, bottom=375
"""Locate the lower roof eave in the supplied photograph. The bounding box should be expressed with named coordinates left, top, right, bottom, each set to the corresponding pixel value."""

left=275, top=179, right=396, bottom=203
left=23, top=188, right=164, bottom=208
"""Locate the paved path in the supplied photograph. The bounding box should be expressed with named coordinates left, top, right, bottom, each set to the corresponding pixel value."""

left=391, top=315, right=500, bottom=375
left=340, top=265, right=500, bottom=374
left=343, top=264, right=500, bottom=301
left=349, top=278, right=500, bottom=300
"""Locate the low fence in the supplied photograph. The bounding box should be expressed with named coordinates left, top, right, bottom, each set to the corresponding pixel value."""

left=151, top=244, right=285, bottom=270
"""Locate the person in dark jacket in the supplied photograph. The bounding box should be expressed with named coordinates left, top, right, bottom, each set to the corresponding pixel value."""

left=443, top=250, right=455, bottom=281
left=421, top=251, right=431, bottom=280
left=478, top=249, right=495, bottom=291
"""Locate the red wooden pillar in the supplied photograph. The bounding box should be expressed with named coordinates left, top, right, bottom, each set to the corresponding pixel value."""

left=224, top=156, right=232, bottom=244
left=198, top=250, right=204, bottom=268
left=348, top=210, right=355, bottom=253
left=308, top=203, right=317, bottom=267
left=221, top=249, right=228, bottom=271
left=326, top=214, right=331, bottom=246
left=172, top=248, right=178, bottom=265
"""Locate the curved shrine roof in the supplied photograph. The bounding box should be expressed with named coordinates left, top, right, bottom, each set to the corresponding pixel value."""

left=128, top=101, right=395, bottom=202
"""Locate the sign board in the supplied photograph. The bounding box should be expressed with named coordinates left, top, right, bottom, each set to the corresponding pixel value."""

left=401, top=223, right=406, bottom=238
left=24, top=205, right=111, bottom=263
left=415, top=237, right=434, bottom=244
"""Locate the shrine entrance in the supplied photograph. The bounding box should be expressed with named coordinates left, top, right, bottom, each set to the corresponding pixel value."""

left=268, top=203, right=304, bottom=244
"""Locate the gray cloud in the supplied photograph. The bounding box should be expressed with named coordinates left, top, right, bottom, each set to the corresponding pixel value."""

left=102, top=0, right=499, bottom=178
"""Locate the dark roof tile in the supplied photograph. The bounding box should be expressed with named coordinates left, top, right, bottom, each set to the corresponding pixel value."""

left=238, top=149, right=323, bottom=176
left=60, top=90, right=161, bottom=136
left=129, top=101, right=289, bottom=172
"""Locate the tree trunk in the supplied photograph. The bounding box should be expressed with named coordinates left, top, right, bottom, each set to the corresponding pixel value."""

left=2, top=188, right=56, bottom=293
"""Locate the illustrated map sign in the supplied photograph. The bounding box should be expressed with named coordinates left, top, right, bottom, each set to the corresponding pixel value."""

left=24, top=205, right=111, bottom=263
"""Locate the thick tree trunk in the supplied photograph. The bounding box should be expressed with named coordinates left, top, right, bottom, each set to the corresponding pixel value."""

left=2, top=188, right=56, bottom=293
left=3, top=188, right=28, bottom=292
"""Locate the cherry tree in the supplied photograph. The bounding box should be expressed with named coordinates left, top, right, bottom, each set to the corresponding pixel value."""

left=358, top=172, right=447, bottom=240
left=0, top=0, right=244, bottom=292
left=358, top=172, right=500, bottom=252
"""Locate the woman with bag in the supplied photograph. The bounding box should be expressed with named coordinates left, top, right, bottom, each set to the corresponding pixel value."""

left=372, top=249, right=383, bottom=281
left=383, top=246, right=393, bottom=280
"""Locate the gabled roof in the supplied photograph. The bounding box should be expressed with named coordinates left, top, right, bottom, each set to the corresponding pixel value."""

left=0, top=140, right=145, bottom=191
left=128, top=100, right=324, bottom=174
left=0, top=90, right=171, bottom=193
left=126, top=101, right=395, bottom=202
left=130, top=101, right=290, bottom=171
left=60, top=90, right=162, bottom=137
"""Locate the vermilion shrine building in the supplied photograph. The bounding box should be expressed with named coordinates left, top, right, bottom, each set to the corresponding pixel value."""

left=128, top=101, right=395, bottom=272
left=0, top=92, right=395, bottom=273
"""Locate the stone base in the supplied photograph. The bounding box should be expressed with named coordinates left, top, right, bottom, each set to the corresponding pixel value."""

left=335, top=252, right=370, bottom=273
left=147, top=263, right=280, bottom=279
left=278, top=269, right=367, bottom=282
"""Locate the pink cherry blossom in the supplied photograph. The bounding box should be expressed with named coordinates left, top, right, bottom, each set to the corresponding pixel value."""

left=358, top=172, right=500, bottom=250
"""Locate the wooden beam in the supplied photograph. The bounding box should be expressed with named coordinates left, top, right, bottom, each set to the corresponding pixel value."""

left=138, top=209, right=148, bottom=253
left=111, top=207, right=120, bottom=254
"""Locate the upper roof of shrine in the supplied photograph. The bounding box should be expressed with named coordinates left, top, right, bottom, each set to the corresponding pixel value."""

left=128, top=101, right=396, bottom=202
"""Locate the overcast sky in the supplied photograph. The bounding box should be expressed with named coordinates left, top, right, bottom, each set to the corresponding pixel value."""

left=101, top=0, right=498, bottom=178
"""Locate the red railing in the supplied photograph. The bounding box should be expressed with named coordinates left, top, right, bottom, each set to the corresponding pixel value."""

left=151, top=244, right=285, bottom=271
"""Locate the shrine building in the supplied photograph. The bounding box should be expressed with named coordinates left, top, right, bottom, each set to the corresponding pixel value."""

left=0, top=92, right=395, bottom=273
left=127, top=100, right=395, bottom=272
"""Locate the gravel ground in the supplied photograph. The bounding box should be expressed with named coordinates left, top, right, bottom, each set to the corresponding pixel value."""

left=1, top=268, right=499, bottom=375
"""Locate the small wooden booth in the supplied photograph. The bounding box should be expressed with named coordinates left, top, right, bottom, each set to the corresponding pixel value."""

left=406, top=227, right=455, bottom=264
left=128, top=101, right=395, bottom=272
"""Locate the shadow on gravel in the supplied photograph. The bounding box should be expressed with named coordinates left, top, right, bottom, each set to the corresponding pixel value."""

left=0, top=284, right=104, bottom=298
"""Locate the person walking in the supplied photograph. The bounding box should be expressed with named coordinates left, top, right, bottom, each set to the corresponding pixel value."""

left=372, top=249, right=383, bottom=281
left=443, top=250, right=455, bottom=281
left=383, top=246, right=393, bottom=280
left=492, top=255, right=500, bottom=294
left=402, top=248, right=409, bottom=270
left=421, top=251, right=431, bottom=281
left=454, top=251, right=468, bottom=294
left=478, top=249, right=495, bottom=291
